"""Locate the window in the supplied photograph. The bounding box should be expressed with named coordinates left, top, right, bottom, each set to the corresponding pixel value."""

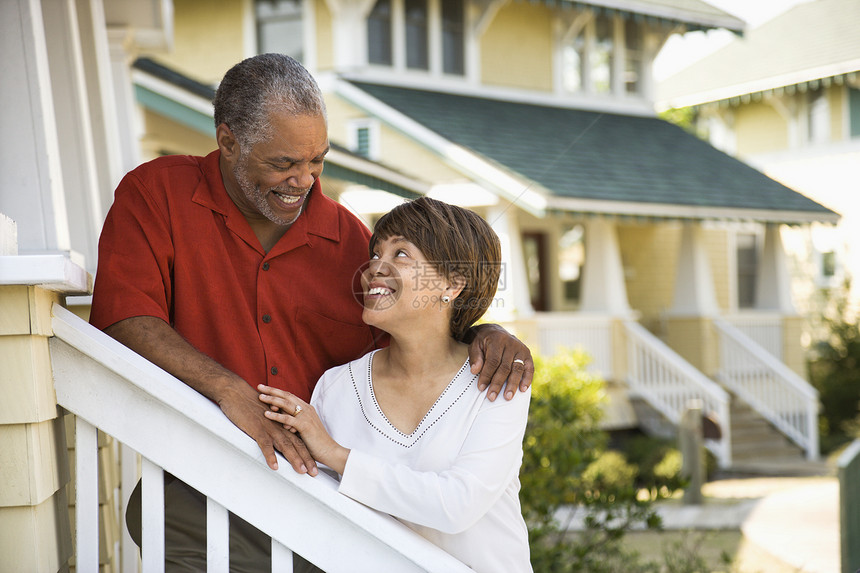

left=736, top=232, right=758, bottom=309
left=624, top=22, right=643, bottom=94
left=849, top=87, right=860, bottom=138
left=441, top=0, right=464, bottom=75
left=256, top=0, right=304, bottom=61
left=405, top=0, right=429, bottom=70
left=821, top=251, right=836, bottom=278
left=522, top=233, right=549, bottom=312
left=367, top=0, right=465, bottom=76
left=562, top=35, right=585, bottom=92
left=591, top=15, right=613, bottom=94
left=348, top=120, right=379, bottom=160
left=559, top=224, right=585, bottom=304
left=561, top=14, right=645, bottom=96
left=368, top=0, right=393, bottom=66
left=807, top=89, right=830, bottom=144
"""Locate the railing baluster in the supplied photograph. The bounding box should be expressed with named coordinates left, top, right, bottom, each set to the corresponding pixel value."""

left=121, top=444, right=141, bottom=573
left=271, top=539, right=294, bottom=572
left=142, top=458, right=165, bottom=572
left=76, top=417, right=100, bottom=572
left=207, top=497, right=230, bottom=572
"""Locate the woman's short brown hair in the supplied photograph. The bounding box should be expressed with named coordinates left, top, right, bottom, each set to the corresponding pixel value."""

left=370, top=197, right=502, bottom=341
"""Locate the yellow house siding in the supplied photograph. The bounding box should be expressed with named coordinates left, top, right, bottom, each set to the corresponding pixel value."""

left=140, top=109, right=217, bottom=161
left=703, top=227, right=730, bottom=311
left=618, top=224, right=679, bottom=328
left=481, top=3, right=554, bottom=92
left=315, top=0, right=334, bottom=71
left=0, top=492, right=72, bottom=573
left=0, top=285, right=73, bottom=572
left=734, top=102, right=790, bottom=155
left=155, top=0, right=249, bottom=84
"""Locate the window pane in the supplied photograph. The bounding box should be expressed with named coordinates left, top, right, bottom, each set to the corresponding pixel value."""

left=808, top=89, right=830, bottom=143
left=441, top=0, right=464, bottom=75
left=591, top=14, right=613, bottom=93
left=737, top=232, right=758, bottom=308
left=624, top=21, right=642, bottom=94
left=355, top=126, right=370, bottom=157
left=368, top=0, right=393, bottom=66
left=850, top=87, right=860, bottom=138
left=559, top=224, right=585, bottom=304
left=256, top=0, right=304, bottom=61
left=405, top=0, right=429, bottom=70
left=562, top=38, right=585, bottom=92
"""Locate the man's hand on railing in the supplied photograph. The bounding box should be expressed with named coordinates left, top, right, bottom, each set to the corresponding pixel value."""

left=102, top=316, right=318, bottom=475
left=215, top=380, right=318, bottom=475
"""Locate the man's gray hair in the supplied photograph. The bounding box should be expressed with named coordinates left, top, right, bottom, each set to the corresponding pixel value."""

left=213, top=53, right=326, bottom=150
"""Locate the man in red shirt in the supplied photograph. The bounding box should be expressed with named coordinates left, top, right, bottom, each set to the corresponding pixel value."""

left=91, top=54, right=533, bottom=570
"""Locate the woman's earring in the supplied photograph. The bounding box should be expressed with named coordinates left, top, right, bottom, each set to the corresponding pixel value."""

left=441, top=295, right=451, bottom=304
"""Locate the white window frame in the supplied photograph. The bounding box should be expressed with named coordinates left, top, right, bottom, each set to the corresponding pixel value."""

left=347, top=118, right=381, bottom=160
left=365, top=0, right=466, bottom=78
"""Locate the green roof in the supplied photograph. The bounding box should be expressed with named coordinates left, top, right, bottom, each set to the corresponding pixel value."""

left=348, top=81, right=835, bottom=219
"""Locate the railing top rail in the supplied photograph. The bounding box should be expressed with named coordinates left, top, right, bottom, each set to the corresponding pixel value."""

left=713, top=317, right=818, bottom=400
left=623, top=320, right=730, bottom=405
left=50, top=304, right=470, bottom=573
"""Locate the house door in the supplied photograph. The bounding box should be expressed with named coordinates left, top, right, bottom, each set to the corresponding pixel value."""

left=522, top=232, right=549, bottom=311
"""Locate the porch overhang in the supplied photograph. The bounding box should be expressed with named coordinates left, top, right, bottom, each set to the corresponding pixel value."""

left=342, top=81, right=839, bottom=226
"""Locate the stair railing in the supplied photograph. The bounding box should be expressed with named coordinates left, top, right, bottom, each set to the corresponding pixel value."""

left=50, top=303, right=471, bottom=572
left=624, top=320, right=732, bottom=467
left=713, top=317, right=819, bottom=460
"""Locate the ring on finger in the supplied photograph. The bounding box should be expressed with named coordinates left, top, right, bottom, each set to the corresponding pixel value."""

left=294, top=404, right=303, bottom=416
left=513, top=358, right=525, bottom=366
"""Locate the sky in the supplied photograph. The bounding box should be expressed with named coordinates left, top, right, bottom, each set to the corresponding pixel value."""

left=653, top=0, right=814, bottom=81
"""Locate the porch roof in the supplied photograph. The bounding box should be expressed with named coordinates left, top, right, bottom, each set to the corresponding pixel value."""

left=345, top=81, right=838, bottom=224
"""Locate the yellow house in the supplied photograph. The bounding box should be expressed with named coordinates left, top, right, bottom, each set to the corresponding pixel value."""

left=0, top=0, right=840, bottom=571
left=658, top=0, right=860, bottom=308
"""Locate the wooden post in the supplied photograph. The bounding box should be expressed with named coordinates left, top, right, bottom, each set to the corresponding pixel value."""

left=680, top=400, right=705, bottom=506
left=839, top=439, right=860, bottom=573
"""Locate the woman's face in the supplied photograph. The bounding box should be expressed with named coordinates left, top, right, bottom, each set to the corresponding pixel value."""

left=361, top=235, right=451, bottom=333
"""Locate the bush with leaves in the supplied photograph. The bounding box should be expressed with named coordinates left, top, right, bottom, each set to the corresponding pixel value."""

left=807, top=279, right=860, bottom=452
left=520, top=350, right=665, bottom=572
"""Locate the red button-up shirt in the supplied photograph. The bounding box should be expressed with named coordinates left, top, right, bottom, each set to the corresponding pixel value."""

left=90, top=150, right=379, bottom=400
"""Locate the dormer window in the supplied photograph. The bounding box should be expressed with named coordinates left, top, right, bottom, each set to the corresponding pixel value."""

left=367, top=0, right=465, bottom=76
left=559, top=12, right=647, bottom=98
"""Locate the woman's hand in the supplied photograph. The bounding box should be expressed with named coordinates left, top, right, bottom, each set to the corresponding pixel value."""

left=257, top=385, right=350, bottom=474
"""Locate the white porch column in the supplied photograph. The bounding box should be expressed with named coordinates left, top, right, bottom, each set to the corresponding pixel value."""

left=487, top=205, right=532, bottom=321
left=325, top=0, right=377, bottom=71
left=755, top=223, right=796, bottom=313
left=0, top=0, right=71, bottom=256
left=580, top=218, right=630, bottom=314
left=670, top=222, right=719, bottom=316
left=42, top=0, right=106, bottom=273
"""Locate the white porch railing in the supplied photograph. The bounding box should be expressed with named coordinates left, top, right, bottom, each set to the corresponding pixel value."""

left=723, top=313, right=783, bottom=360
left=623, top=321, right=732, bottom=467
left=713, top=318, right=819, bottom=461
left=49, top=304, right=471, bottom=572
left=534, top=312, right=613, bottom=377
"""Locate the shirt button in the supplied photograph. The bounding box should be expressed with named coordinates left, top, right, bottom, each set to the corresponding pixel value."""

left=262, top=262, right=270, bottom=271
left=271, top=366, right=278, bottom=375
left=262, top=314, right=272, bottom=323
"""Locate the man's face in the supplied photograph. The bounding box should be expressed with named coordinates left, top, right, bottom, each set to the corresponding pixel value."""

left=229, top=112, right=329, bottom=227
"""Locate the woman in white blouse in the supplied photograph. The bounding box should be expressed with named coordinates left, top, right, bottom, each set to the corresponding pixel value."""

left=258, top=197, right=532, bottom=572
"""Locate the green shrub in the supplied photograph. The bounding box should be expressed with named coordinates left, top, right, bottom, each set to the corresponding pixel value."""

left=521, top=349, right=662, bottom=572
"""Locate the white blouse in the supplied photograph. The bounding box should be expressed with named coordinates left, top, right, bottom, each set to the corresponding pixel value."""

left=311, top=349, right=532, bottom=573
